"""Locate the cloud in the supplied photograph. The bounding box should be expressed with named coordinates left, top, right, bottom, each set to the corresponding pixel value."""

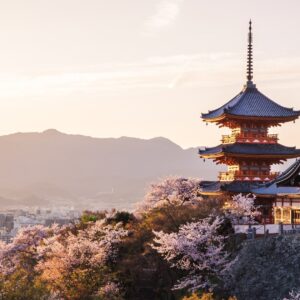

left=0, top=52, right=253, bottom=98
left=0, top=53, right=235, bottom=97
left=143, top=0, right=184, bottom=35
left=1, top=53, right=300, bottom=98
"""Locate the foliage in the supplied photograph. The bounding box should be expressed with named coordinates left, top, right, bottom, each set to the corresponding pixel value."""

left=283, top=290, right=300, bottom=300
left=114, top=179, right=225, bottom=300
left=152, top=216, right=230, bottom=292
left=225, top=235, right=300, bottom=300
left=137, top=176, right=202, bottom=214
left=97, top=281, right=124, bottom=300
left=182, top=293, right=212, bottom=300
left=81, top=210, right=109, bottom=223
left=107, top=211, right=135, bottom=225
left=36, top=220, right=128, bottom=299
left=0, top=225, right=60, bottom=299
left=0, top=220, right=128, bottom=300
left=223, top=193, right=261, bottom=224
left=182, top=293, right=237, bottom=300
left=0, top=176, right=282, bottom=300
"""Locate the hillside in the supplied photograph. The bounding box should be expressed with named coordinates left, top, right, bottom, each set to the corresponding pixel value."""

left=0, top=129, right=219, bottom=210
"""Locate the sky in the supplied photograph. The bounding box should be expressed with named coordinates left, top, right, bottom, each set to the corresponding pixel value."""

left=0, top=0, right=300, bottom=148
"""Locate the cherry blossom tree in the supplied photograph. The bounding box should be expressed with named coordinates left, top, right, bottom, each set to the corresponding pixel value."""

left=137, top=176, right=202, bottom=214
left=152, top=216, right=229, bottom=292
left=283, top=291, right=300, bottom=300
left=0, top=224, right=61, bottom=299
left=0, top=224, right=60, bottom=276
left=36, top=220, right=128, bottom=299
left=97, top=281, right=123, bottom=300
left=223, top=193, right=261, bottom=224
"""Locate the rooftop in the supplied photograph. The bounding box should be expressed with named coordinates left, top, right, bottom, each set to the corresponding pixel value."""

left=199, top=160, right=300, bottom=196
left=202, top=86, right=300, bottom=122
left=202, top=21, right=300, bottom=123
left=199, top=143, right=300, bottom=159
left=252, top=160, right=300, bottom=196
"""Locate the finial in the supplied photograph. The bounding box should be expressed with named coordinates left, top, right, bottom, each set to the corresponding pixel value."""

left=246, top=19, right=254, bottom=86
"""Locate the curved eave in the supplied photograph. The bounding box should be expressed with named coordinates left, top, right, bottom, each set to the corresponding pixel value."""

left=199, top=151, right=224, bottom=159
left=279, top=194, right=300, bottom=199
left=253, top=192, right=300, bottom=199
left=272, top=160, right=300, bottom=186
left=202, top=112, right=300, bottom=124
left=199, top=191, right=223, bottom=196
left=199, top=152, right=300, bottom=159
left=251, top=193, right=276, bottom=198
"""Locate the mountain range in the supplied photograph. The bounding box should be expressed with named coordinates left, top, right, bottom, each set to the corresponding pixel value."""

left=0, top=129, right=220, bottom=211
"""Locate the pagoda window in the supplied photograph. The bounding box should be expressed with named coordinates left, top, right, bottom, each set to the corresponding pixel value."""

left=282, top=209, right=291, bottom=224
left=293, top=210, right=300, bottom=224
left=275, top=208, right=282, bottom=221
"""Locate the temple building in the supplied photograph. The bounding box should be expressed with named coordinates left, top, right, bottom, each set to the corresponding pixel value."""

left=199, top=21, right=300, bottom=224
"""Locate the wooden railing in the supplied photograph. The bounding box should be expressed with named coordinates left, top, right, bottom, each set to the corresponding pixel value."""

left=219, top=171, right=280, bottom=182
left=222, top=134, right=278, bottom=144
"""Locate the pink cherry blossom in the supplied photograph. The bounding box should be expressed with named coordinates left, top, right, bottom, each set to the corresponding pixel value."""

left=137, top=176, right=202, bottom=214
left=0, top=224, right=60, bottom=276
left=97, top=281, right=122, bottom=299
left=283, top=290, right=300, bottom=300
left=36, top=220, right=128, bottom=292
left=224, top=193, right=261, bottom=224
left=152, top=216, right=229, bottom=291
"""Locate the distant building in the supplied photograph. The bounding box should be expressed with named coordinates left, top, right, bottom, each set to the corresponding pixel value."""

left=0, top=214, right=14, bottom=231
left=199, top=21, right=300, bottom=224
left=44, top=218, right=72, bottom=226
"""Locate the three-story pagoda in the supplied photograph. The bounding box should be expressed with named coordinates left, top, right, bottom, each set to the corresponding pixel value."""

left=200, top=21, right=300, bottom=189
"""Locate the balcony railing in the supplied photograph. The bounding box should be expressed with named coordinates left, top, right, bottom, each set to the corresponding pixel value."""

left=219, top=171, right=280, bottom=182
left=221, top=134, right=278, bottom=144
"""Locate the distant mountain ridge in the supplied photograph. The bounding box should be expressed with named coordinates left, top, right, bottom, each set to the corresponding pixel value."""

left=0, top=129, right=219, bottom=210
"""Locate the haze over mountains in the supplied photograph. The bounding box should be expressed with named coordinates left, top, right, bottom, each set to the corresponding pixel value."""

left=0, top=129, right=219, bottom=211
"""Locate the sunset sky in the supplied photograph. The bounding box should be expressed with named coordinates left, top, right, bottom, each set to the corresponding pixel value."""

left=1, top=0, right=300, bottom=148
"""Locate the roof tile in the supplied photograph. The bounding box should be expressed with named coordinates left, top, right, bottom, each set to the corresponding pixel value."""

left=202, top=86, right=300, bottom=120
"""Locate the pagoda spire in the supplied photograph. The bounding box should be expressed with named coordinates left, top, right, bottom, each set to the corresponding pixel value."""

left=246, top=19, right=254, bottom=86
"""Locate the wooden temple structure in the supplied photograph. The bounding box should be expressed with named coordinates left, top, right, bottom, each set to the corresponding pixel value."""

left=199, top=21, right=300, bottom=224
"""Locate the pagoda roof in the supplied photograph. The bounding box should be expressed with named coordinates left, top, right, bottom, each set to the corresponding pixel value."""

left=223, top=181, right=262, bottom=193
left=269, top=159, right=300, bottom=185
left=199, top=180, right=261, bottom=194
left=202, top=85, right=300, bottom=122
left=199, top=181, right=222, bottom=195
left=199, top=160, right=300, bottom=196
left=252, top=160, right=300, bottom=196
left=199, top=143, right=300, bottom=159
left=252, top=184, right=300, bottom=197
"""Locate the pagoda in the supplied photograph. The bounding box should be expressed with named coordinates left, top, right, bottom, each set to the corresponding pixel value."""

left=199, top=20, right=300, bottom=187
